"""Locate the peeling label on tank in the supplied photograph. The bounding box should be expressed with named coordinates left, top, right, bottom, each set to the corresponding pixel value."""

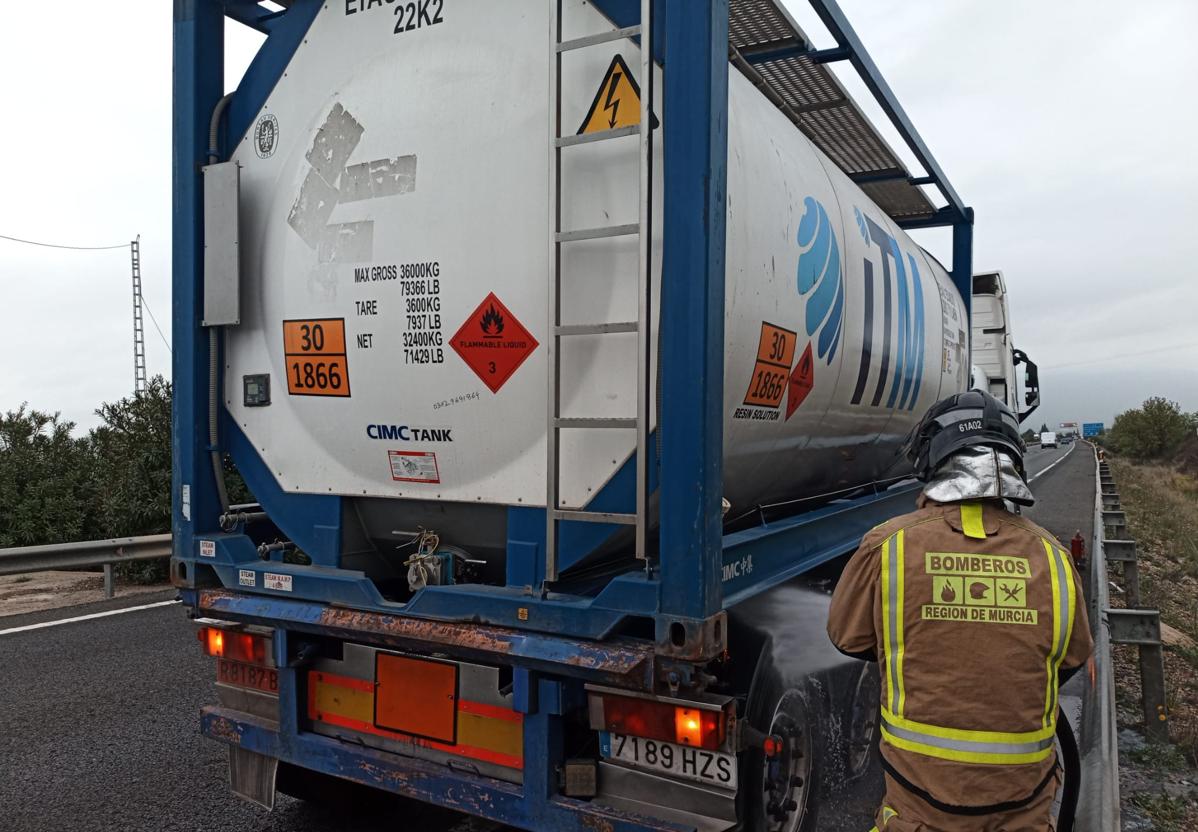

left=316, top=221, right=374, bottom=264
left=388, top=450, right=440, bottom=484
left=288, top=169, right=340, bottom=249
left=307, top=103, right=364, bottom=183
left=287, top=104, right=417, bottom=265
left=340, top=155, right=417, bottom=203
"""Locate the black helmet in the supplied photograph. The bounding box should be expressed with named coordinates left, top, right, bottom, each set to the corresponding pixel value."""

left=904, top=390, right=1026, bottom=481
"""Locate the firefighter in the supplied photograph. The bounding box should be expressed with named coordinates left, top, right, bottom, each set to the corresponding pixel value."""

left=828, top=391, right=1093, bottom=831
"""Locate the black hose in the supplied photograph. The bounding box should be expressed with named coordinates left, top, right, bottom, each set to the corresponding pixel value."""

left=1056, top=705, right=1081, bottom=832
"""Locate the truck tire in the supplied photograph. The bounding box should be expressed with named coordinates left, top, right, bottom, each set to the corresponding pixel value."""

left=730, top=580, right=885, bottom=832
left=740, top=667, right=820, bottom=832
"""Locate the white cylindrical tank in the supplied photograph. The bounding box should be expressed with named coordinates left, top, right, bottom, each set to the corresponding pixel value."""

left=224, top=0, right=969, bottom=544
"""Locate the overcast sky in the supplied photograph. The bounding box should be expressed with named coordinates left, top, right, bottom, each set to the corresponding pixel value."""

left=0, top=1, right=1194, bottom=434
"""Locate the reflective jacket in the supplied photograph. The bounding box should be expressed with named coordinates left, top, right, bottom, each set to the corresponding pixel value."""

left=828, top=499, right=1093, bottom=809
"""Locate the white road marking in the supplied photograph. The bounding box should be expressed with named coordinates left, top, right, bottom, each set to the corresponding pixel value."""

left=1029, top=442, right=1076, bottom=482
left=0, top=599, right=180, bottom=637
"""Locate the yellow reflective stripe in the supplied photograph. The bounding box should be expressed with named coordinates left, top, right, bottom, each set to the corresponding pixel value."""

left=881, top=725, right=1055, bottom=765
left=895, top=530, right=906, bottom=716
left=961, top=502, right=987, bottom=539
left=882, top=707, right=1055, bottom=744
left=1043, top=539, right=1061, bottom=727
left=1040, top=540, right=1075, bottom=727
left=880, top=533, right=906, bottom=716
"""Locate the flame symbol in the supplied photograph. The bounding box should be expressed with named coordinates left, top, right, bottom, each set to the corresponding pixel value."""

left=480, top=304, right=504, bottom=337
left=940, top=582, right=956, bottom=603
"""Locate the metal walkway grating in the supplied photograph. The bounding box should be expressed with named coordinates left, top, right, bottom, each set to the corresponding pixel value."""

left=729, top=0, right=938, bottom=221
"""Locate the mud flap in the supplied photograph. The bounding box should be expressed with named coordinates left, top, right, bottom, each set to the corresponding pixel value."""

left=229, top=746, right=279, bottom=809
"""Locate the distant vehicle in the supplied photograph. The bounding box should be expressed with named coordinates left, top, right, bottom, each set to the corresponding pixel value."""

left=1041, top=431, right=1058, bottom=449
left=971, top=271, right=1039, bottom=423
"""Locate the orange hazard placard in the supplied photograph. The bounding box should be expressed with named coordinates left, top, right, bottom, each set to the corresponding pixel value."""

left=449, top=294, right=539, bottom=394
left=743, top=322, right=797, bottom=408
left=283, top=319, right=351, bottom=397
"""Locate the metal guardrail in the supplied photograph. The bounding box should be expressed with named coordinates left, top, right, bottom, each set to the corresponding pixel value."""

left=0, top=534, right=173, bottom=598
left=1076, top=446, right=1121, bottom=832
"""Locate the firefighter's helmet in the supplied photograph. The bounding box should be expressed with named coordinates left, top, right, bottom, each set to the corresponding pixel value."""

left=904, top=390, right=1026, bottom=481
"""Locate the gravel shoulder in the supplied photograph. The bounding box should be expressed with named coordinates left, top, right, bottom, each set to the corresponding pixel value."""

left=0, top=570, right=171, bottom=618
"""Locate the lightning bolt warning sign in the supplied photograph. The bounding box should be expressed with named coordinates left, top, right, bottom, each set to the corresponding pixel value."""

left=578, top=54, right=645, bottom=135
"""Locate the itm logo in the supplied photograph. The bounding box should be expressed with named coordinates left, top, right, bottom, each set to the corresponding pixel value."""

left=796, top=197, right=844, bottom=363
left=480, top=304, right=504, bottom=338
left=849, top=206, right=925, bottom=411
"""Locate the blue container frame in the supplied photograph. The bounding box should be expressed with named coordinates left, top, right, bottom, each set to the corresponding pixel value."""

left=176, top=2, right=972, bottom=829
left=173, top=0, right=972, bottom=654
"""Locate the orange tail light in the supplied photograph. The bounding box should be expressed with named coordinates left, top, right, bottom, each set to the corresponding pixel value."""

left=589, top=690, right=730, bottom=751
left=197, top=626, right=269, bottom=666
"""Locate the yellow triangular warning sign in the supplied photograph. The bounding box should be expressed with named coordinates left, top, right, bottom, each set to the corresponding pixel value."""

left=578, top=54, right=644, bottom=135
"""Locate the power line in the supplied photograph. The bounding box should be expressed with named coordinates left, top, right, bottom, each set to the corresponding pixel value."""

left=0, top=232, right=129, bottom=251
left=140, top=293, right=173, bottom=354
left=1043, top=341, right=1198, bottom=371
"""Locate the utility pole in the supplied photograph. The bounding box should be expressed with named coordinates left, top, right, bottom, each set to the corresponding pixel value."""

left=131, top=236, right=147, bottom=394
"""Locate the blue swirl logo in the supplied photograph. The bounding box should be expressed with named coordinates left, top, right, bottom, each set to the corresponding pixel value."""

left=796, top=197, right=844, bottom=363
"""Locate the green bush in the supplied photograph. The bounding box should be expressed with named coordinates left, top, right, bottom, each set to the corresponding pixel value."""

left=88, top=377, right=173, bottom=582
left=0, top=406, right=96, bottom=548
left=0, top=376, right=259, bottom=585
left=1109, top=397, right=1194, bottom=460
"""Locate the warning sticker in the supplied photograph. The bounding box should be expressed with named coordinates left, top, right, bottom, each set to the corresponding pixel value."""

left=389, top=450, right=441, bottom=484
left=264, top=573, right=293, bottom=592
left=922, top=552, right=1037, bottom=625
left=449, top=293, right=539, bottom=394
left=578, top=54, right=647, bottom=135
left=743, top=322, right=797, bottom=408
left=785, top=342, right=815, bottom=420
left=283, top=319, right=351, bottom=397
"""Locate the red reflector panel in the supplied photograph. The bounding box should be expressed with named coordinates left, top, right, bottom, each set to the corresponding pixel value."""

left=218, top=659, right=279, bottom=694
left=598, top=695, right=727, bottom=751
left=374, top=653, right=458, bottom=744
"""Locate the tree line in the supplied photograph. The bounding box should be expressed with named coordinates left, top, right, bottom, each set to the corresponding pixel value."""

left=1104, top=396, right=1198, bottom=461
left=0, top=377, right=179, bottom=580
left=0, top=376, right=172, bottom=547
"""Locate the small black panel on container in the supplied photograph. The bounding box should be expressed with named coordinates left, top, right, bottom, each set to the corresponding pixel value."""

left=243, top=374, right=271, bottom=407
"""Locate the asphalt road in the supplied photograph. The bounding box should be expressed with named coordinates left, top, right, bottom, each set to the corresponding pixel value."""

left=0, top=593, right=488, bottom=832
left=1023, top=440, right=1094, bottom=549
left=0, top=441, right=1090, bottom=832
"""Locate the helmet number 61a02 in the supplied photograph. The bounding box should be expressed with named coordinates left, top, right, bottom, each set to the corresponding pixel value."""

left=958, top=419, right=983, bottom=432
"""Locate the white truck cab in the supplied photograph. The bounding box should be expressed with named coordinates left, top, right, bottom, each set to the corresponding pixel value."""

left=972, top=271, right=1040, bottom=423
